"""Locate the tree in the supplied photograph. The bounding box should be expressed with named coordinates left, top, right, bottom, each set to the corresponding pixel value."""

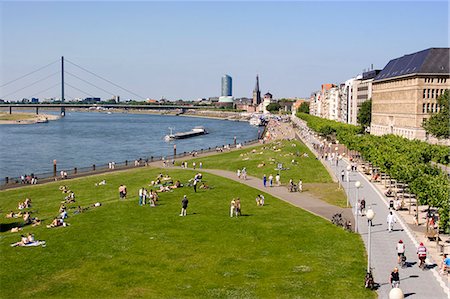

left=266, top=103, right=281, bottom=113
left=298, top=102, right=310, bottom=114
left=423, top=90, right=449, bottom=139
left=357, top=99, right=372, bottom=131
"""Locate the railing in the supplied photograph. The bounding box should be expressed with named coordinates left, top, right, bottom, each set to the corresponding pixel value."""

left=1, top=138, right=261, bottom=190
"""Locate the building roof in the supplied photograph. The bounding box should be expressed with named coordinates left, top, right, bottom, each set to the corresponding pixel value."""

left=374, top=48, right=450, bottom=81
left=264, top=92, right=272, bottom=97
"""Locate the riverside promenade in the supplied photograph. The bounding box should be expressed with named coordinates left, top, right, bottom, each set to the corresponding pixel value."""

left=292, top=116, right=449, bottom=299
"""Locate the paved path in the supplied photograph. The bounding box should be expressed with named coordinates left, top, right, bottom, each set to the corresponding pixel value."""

left=325, top=158, right=449, bottom=298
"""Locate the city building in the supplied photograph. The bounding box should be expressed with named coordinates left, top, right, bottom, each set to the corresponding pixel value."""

left=217, top=75, right=234, bottom=108
left=262, top=92, right=274, bottom=113
left=221, top=74, right=232, bottom=97
left=371, top=47, right=450, bottom=141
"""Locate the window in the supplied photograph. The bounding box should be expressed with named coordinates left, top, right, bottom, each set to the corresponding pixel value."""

left=423, top=89, right=426, bottom=99
left=431, top=89, right=435, bottom=98
left=431, top=103, right=435, bottom=113
left=427, top=103, right=430, bottom=112
left=427, top=89, right=430, bottom=98
left=422, top=103, right=426, bottom=113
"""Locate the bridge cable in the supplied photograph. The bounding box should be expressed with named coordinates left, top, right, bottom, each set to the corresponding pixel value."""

left=65, top=71, right=118, bottom=98
left=65, top=82, right=96, bottom=98
left=0, top=71, right=60, bottom=98
left=0, top=59, right=59, bottom=88
left=28, top=83, right=61, bottom=98
left=65, top=59, right=145, bottom=99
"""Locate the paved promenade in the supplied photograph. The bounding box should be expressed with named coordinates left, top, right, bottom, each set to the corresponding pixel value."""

left=292, top=116, right=449, bottom=299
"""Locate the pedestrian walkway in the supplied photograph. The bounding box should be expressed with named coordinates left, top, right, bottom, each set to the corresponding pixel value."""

left=327, top=158, right=449, bottom=298
left=292, top=115, right=449, bottom=299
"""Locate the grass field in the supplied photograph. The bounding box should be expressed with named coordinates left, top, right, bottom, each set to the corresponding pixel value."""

left=185, top=140, right=347, bottom=207
left=0, top=167, right=373, bottom=298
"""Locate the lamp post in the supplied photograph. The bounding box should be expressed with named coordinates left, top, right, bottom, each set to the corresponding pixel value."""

left=366, top=208, right=375, bottom=273
left=346, top=165, right=351, bottom=207
left=355, top=181, right=361, bottom=232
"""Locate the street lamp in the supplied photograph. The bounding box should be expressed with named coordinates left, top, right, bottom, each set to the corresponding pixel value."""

left=366, top=208, right=375, bottom=274
left=355, top=180, right=361, bottom=232
left=346, top=165, right=351, bottom=207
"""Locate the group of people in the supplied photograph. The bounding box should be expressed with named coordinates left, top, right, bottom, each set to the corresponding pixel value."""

left=20, top=174, right=38, bottom=184
left=390, top=241, right=430, bottom=288
left=10, top=233, right=45, bottom=247
left=237, top=167, right=247, bottom=180
left=138, top=188, right=158, bottom=206
left=18, top=198, right=32, bottom=210
left=255, top=194, right=265, bottom=206
left=288, top=178, right=302, bottom=192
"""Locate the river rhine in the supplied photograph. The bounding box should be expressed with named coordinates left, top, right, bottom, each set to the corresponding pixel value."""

left=0, top=111, right=260, bottom=180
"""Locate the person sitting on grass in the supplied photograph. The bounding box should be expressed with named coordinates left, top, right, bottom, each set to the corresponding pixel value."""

left=199, top=183, right=210, bottom=190
left=10, top=235, right=30, bottom=247
left=47, top=217, right=67, bottom=228
left=18, top=202, right=25, bottom=210
left=24, top=198, right=32, bottom=208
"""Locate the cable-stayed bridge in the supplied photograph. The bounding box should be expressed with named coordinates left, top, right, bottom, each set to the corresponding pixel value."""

left=1, top=57, right=210, bottom=116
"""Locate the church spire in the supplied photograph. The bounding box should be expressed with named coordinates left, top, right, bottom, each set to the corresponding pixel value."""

left=254, top=74, right=260, bottom=93
left=252, top=74, right=261, bottom=106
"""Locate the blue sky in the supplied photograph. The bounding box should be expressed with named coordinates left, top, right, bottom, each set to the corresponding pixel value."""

left=1, top=1, right=448, bottom=101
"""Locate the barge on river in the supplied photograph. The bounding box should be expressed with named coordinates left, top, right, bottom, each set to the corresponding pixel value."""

left=164, top=126, right=207, bottom=141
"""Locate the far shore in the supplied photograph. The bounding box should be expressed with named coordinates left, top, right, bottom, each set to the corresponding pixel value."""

left=0, top=112, right=60, bottom=125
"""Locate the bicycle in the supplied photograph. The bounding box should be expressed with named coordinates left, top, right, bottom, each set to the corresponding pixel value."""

left=364, top=270, right=375, bottom=289
left=399, top=255, right=407, bottom=268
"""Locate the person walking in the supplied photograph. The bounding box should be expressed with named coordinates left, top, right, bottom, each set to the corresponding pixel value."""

left=396, top=239, right=406, bottom=265
left=180, top=195, right=188, bottom=216
left=237, top=169, right=241, bottom=179
left=193, top=179, right=197, bottom=193
left=138, top=187, right=144, bottom=206
left=235, top=197, right=241, bottom=217
left=230, top=198, right=236, bottom=217
left=263, top=174, right=267, bottom=187
left=268, top=174, right=273, bottom=187
left=387, top=211, right=397, bottom=232
left=389, top=267, right=400, bottom=288
left=298, top=179, right=303, bottom=192
left=275, top=173, right=280, bottom=186
left=341, top=169, right=345, bottom=181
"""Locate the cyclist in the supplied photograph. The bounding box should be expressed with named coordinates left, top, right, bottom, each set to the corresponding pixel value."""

left=389, top=267, right=400, bottom=288
left=396, top=240, right=406, bottom=265
left=417, top=242, right=427, bottom=269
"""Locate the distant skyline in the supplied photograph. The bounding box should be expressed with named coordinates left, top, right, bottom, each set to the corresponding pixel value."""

left=1, top=1, right=448, bottom=101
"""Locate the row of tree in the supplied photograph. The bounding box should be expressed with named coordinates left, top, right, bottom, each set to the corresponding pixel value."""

left=297, top=112, right=450, bottom=232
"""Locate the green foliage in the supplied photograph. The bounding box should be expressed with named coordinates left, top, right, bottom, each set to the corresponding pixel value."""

left=266, top=102, right=281, bottom=113
left=423, top=90, right=450, bottom=139
left=0, top=168, right=372, bottom=298
left=297, top=113, right=450, bottom=230
left=297, top=102, right=310, bottom=114
left=357, top=99, right=372, bottom=131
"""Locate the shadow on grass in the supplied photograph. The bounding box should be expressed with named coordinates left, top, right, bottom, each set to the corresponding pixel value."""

left=0, top=222, right=23, bottom=232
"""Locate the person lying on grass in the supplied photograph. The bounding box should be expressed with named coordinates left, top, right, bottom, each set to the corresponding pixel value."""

left=10, top=233, right=46, bottom=247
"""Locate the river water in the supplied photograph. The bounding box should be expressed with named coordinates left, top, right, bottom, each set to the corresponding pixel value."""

left=0, top=111, right=259, bottom=179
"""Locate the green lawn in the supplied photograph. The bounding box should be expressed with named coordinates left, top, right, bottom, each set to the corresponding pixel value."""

left=0, top=167, right=373, bottom=298
left=185, top=140, right=347, bottom=207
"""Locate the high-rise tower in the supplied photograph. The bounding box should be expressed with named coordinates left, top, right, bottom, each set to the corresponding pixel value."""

left=252, top=75, right=261, bottom=106
left=221, top=75, right=232, bottom=97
